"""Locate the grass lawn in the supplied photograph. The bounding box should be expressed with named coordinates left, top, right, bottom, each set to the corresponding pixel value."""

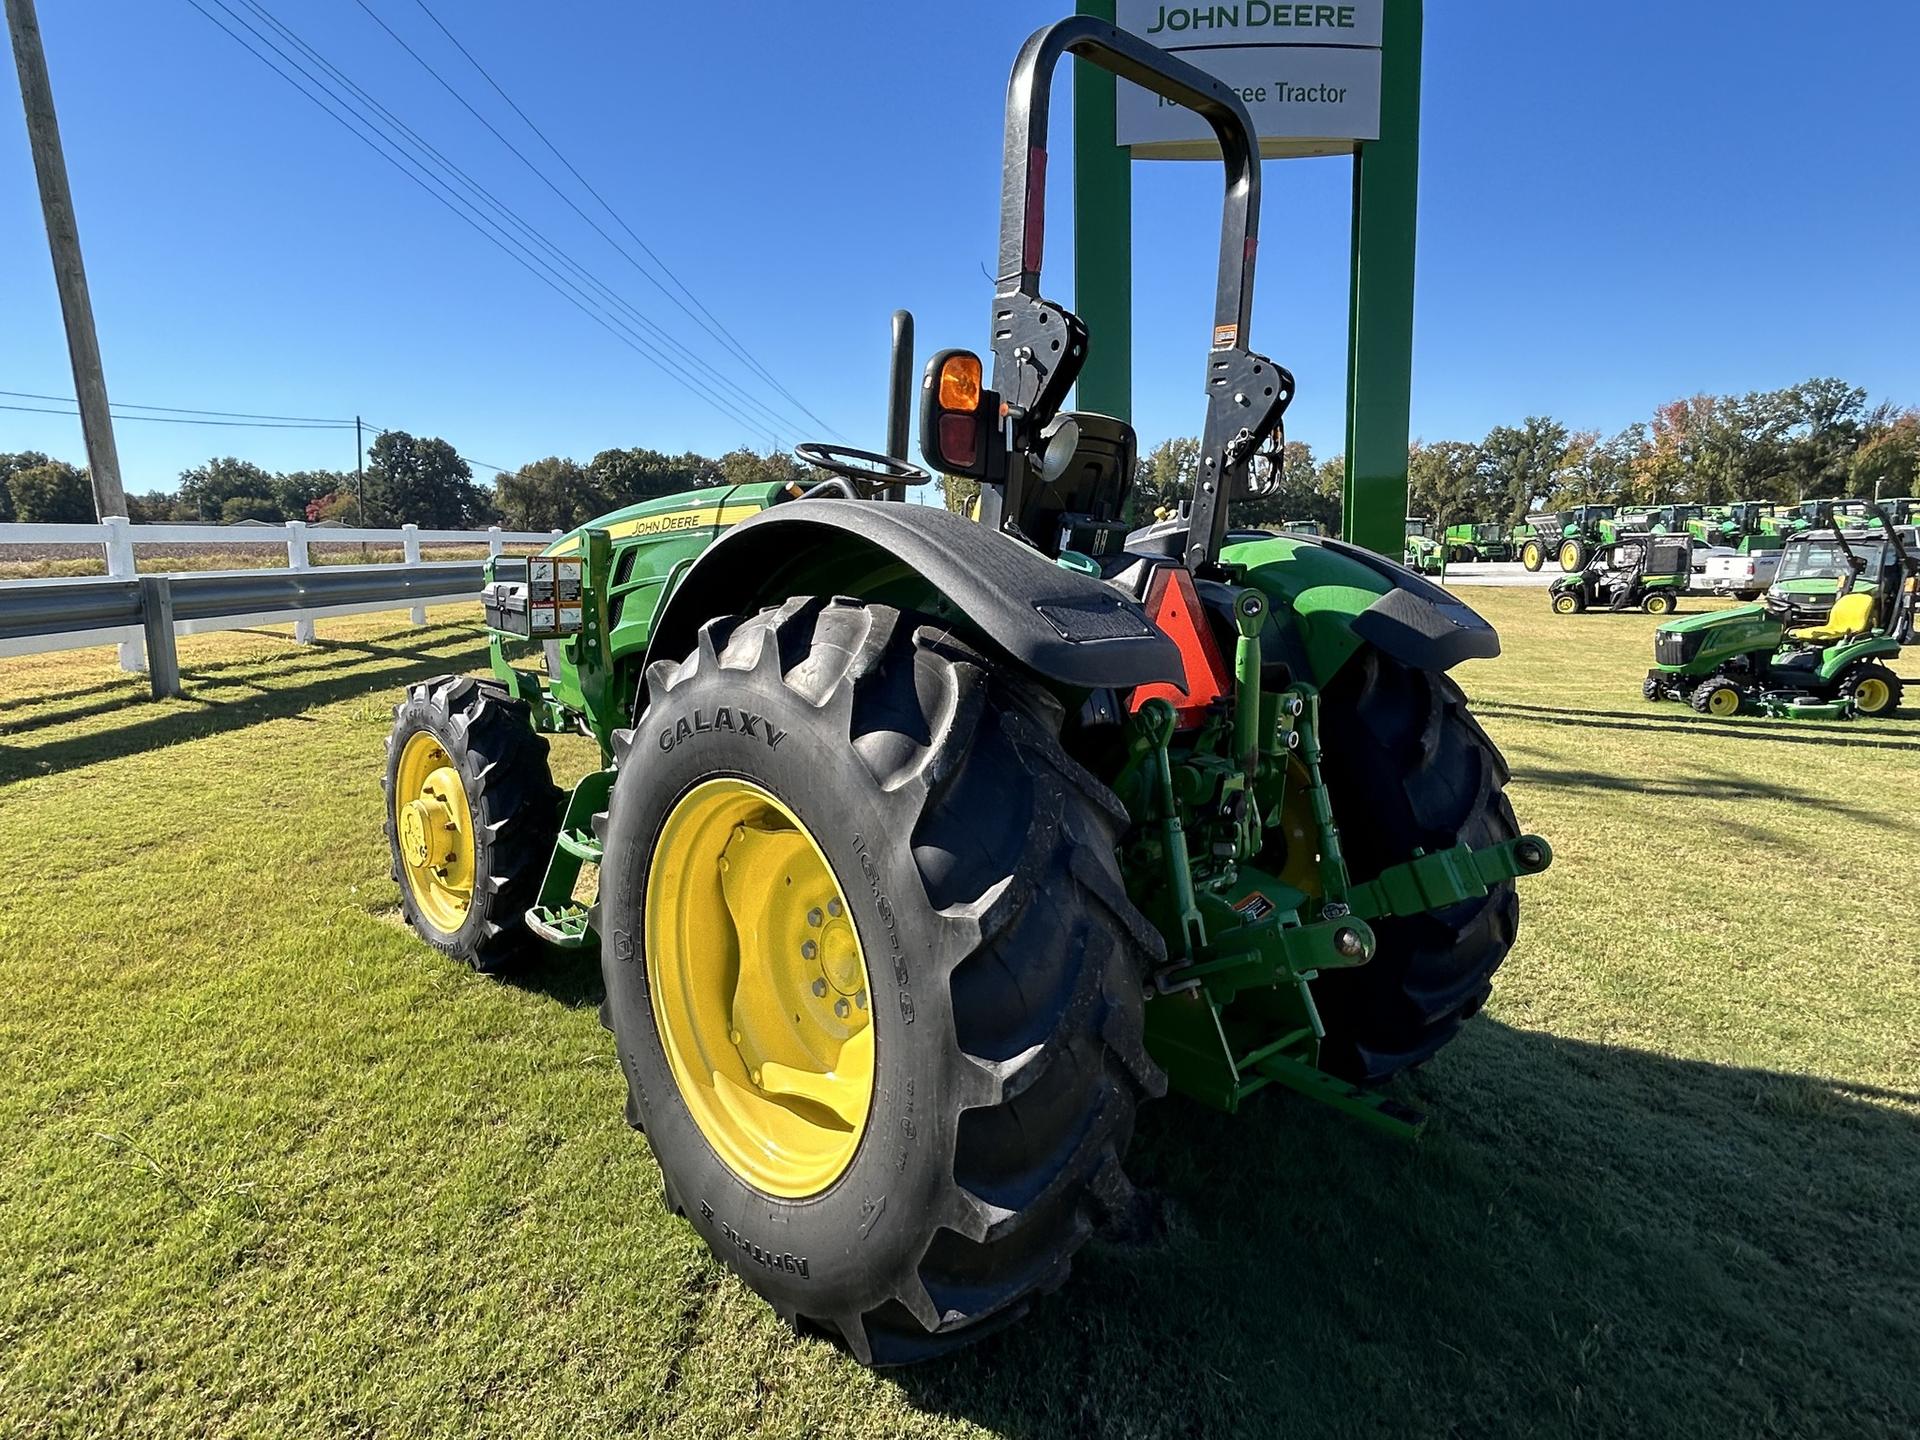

left=1, top=590, right=1914, bottom=1439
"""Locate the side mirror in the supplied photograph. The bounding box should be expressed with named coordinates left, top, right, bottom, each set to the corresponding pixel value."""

left=919, top=350, right=1005, bottom=483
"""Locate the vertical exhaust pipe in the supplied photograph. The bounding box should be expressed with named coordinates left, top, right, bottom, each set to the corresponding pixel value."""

left=885, top=308, right=914, bottom=501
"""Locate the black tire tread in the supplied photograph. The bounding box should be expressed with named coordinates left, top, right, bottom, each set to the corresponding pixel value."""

left=601, top=597, right=1164, bottom=1366
left=383, top=674, right=561, bottom=971
left=1306, top=649, right=1521, bottom=1083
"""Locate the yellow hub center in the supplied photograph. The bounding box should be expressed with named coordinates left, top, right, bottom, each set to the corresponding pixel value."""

left=394, top=733, right=475, bottom=934
left=1854, top=677, right=1889, bottom=713
left=645, top=778, right=874, bottom=1198
left=1707, top=687, right=1740, bottom=716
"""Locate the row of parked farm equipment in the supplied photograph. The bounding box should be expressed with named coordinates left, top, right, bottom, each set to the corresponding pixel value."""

left=1405, top=498, right=1919, bottom=574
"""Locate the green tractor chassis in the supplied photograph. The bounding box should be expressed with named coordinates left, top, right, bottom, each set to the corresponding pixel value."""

left=383, top=16, right=1553, bottom=1367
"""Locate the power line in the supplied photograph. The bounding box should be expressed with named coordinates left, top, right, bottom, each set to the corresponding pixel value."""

left=231, top=0, right=808, bottom=450
left=0, top=400, right=353, bottom=429
left=403, top=0, right=844, bottom=441
left=359, top=419, right=506, bottom=476
left=0, top=387, right=352, bottom=424
left=182, top=0, right=788, bottom=452
left=352, top=0, right=849, bottom=447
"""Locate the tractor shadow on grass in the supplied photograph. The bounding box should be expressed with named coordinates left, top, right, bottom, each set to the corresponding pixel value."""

left=0, top=625, right=487, bottom=784
left=895, top=1021, right=1920, bottom=1440
left=1473, top=699, right=1920, bottom=754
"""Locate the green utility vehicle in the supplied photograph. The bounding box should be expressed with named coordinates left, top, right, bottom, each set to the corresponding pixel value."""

left=1403, top=517, right=1443, bottom=574
left=383, top=18, right=1550, bottom=1365
left=1644, top=511, right=1918, bottom=718
left=1441, top=521, right=1513, bottom=564
left=1549, top=534, right=1692, bottom=615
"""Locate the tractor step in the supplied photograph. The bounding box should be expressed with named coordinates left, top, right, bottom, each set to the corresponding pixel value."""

left=556, top=827, right=604, bottom=862
left=526, top=902, right=593, bottom=946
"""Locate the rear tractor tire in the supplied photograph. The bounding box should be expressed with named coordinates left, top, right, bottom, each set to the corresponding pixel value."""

left=1840, top=663, right=1902, bottom=717
left=1520, top=540, right=1546, bottom=572
left=1304, top=648, right=1523, bottom=1084
left=1559, top=539, right=1588, bottom=571
left=384, top=676, right=561, bottom=971
left=596, top=597, right=1165, bottom=1365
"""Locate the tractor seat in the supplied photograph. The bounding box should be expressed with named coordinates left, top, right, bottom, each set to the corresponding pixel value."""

left=1788, top=591, right=1876, bottom=642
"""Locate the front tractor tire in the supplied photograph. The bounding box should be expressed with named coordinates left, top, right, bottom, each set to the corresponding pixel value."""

left=1520, top=539, right=1546, bottom=571
left=1559, top=539, right=1589, bottom=571
left=1306, top=649, right=1522, bottom=1083
left=596, top=597, right=1165, bottom=1365
left=384, top=676, right=561, bottom=971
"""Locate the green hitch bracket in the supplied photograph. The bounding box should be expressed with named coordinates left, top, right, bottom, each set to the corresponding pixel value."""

left=1290, top=687, right=1354, bottom=910
left=1138, top=699, right=1206, bottom=960
left=1250, top=1050, right=1427, bottom=1139
left=1344, top=833, right=1554, bottom=922
left=1230, top=589, right=1266, bottom=861
left=1163, top=912, right=1376, bottom=1003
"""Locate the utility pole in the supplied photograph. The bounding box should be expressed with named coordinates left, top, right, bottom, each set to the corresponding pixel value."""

left=7, top=0, right=125, bottom=518
left=355, top=415, right=366, bottom=522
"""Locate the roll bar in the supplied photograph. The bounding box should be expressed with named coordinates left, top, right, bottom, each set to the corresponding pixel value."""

left=986, top=18, right=1288, bottom=569
left=996, top=18, right=1259, bottom=342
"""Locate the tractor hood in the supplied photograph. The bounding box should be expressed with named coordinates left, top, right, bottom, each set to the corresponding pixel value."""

left=542, top=482, right=790, bottom=556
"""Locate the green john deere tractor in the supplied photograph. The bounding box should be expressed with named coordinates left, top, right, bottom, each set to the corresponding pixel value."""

left=383, top=18, right=1551, bottom=1366
left=1441, top=521, right=1513, bottom=564
left=1644, top=510, right=1918, bottom=718
left=1687, top=501, right=1782, bottom=553
left=1403, top=517, right=1444, bottom=574
left=1548, top=533, right=1692, bottom=615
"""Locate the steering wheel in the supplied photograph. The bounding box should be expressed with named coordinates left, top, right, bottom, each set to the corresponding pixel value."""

left=794, top=442, right=928, bottom=494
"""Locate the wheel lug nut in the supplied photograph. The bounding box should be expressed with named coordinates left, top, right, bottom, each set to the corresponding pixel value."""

left=801, top=940, right=817, bottom=960
left=827, top=899, right=842, bottom=918
left=811, top=978, right=827, bottom=998
left=729, top=1029, right=742, bottom=1044
left=807, top=907, right=823, bottom=927
left=834, top=998, right=850, bottom=1019
left=750, top=1069, right=761, bottom=1086
left=855, top=989, right=867, bottom=1010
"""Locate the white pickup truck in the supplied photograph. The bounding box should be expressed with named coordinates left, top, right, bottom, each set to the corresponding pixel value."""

left=1697, top=546, right=1781, bottom=600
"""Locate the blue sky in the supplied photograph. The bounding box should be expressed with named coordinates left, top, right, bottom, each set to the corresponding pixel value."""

left=4, top=1, right=1917, bottom=497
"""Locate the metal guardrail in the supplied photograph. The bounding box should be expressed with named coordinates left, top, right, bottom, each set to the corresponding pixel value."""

left=0, top=517, right=551, bottom=697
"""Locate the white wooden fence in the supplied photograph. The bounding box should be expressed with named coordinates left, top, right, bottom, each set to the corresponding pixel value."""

left=0, top=517, right=556, bottom=679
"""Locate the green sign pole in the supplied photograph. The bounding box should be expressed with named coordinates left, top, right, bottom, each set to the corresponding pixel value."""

left=1072, top=0, right=1421, bottom=555
left=1073, top=0, right=1131, bottom=422
left=1342, top=0, right=1422, bottom=556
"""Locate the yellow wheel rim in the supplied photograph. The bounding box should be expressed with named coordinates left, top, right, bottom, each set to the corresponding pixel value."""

left=1560, top=542, right=1580, bottom=568
left=1853, top=677, right=1890, bottom=713
left=645, top=778, right=874, bottom=1198
left=1648, top=595, right=1670, bottom=612
left=395, top=730, right=477, bottom=933
left=1706, top=687, right=1740, bottom=717
left=1554, top=594, right=1577, bottom=613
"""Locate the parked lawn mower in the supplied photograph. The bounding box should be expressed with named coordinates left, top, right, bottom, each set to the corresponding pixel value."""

left=1549, top=534, right=1691, bottom=615
left=380, top=17, right=1550, bottom=1365
left=1644, top=510, right=1918, bottom=718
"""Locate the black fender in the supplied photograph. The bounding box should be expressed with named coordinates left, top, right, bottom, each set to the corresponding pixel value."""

left=1314, top=536, right=1503, bottom=672
left=642, top=499, right=1182, bottom=692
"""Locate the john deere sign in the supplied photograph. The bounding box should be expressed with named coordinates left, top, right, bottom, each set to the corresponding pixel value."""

left=1115, top=0, right=1384, bottom=157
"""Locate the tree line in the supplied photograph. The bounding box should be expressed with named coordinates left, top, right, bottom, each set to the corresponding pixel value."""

left=0, top=433, right=817, bottom=530
left=6, top=375, right=1911, bottom=533
left=1124, top=376, right=1916, bottom=532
